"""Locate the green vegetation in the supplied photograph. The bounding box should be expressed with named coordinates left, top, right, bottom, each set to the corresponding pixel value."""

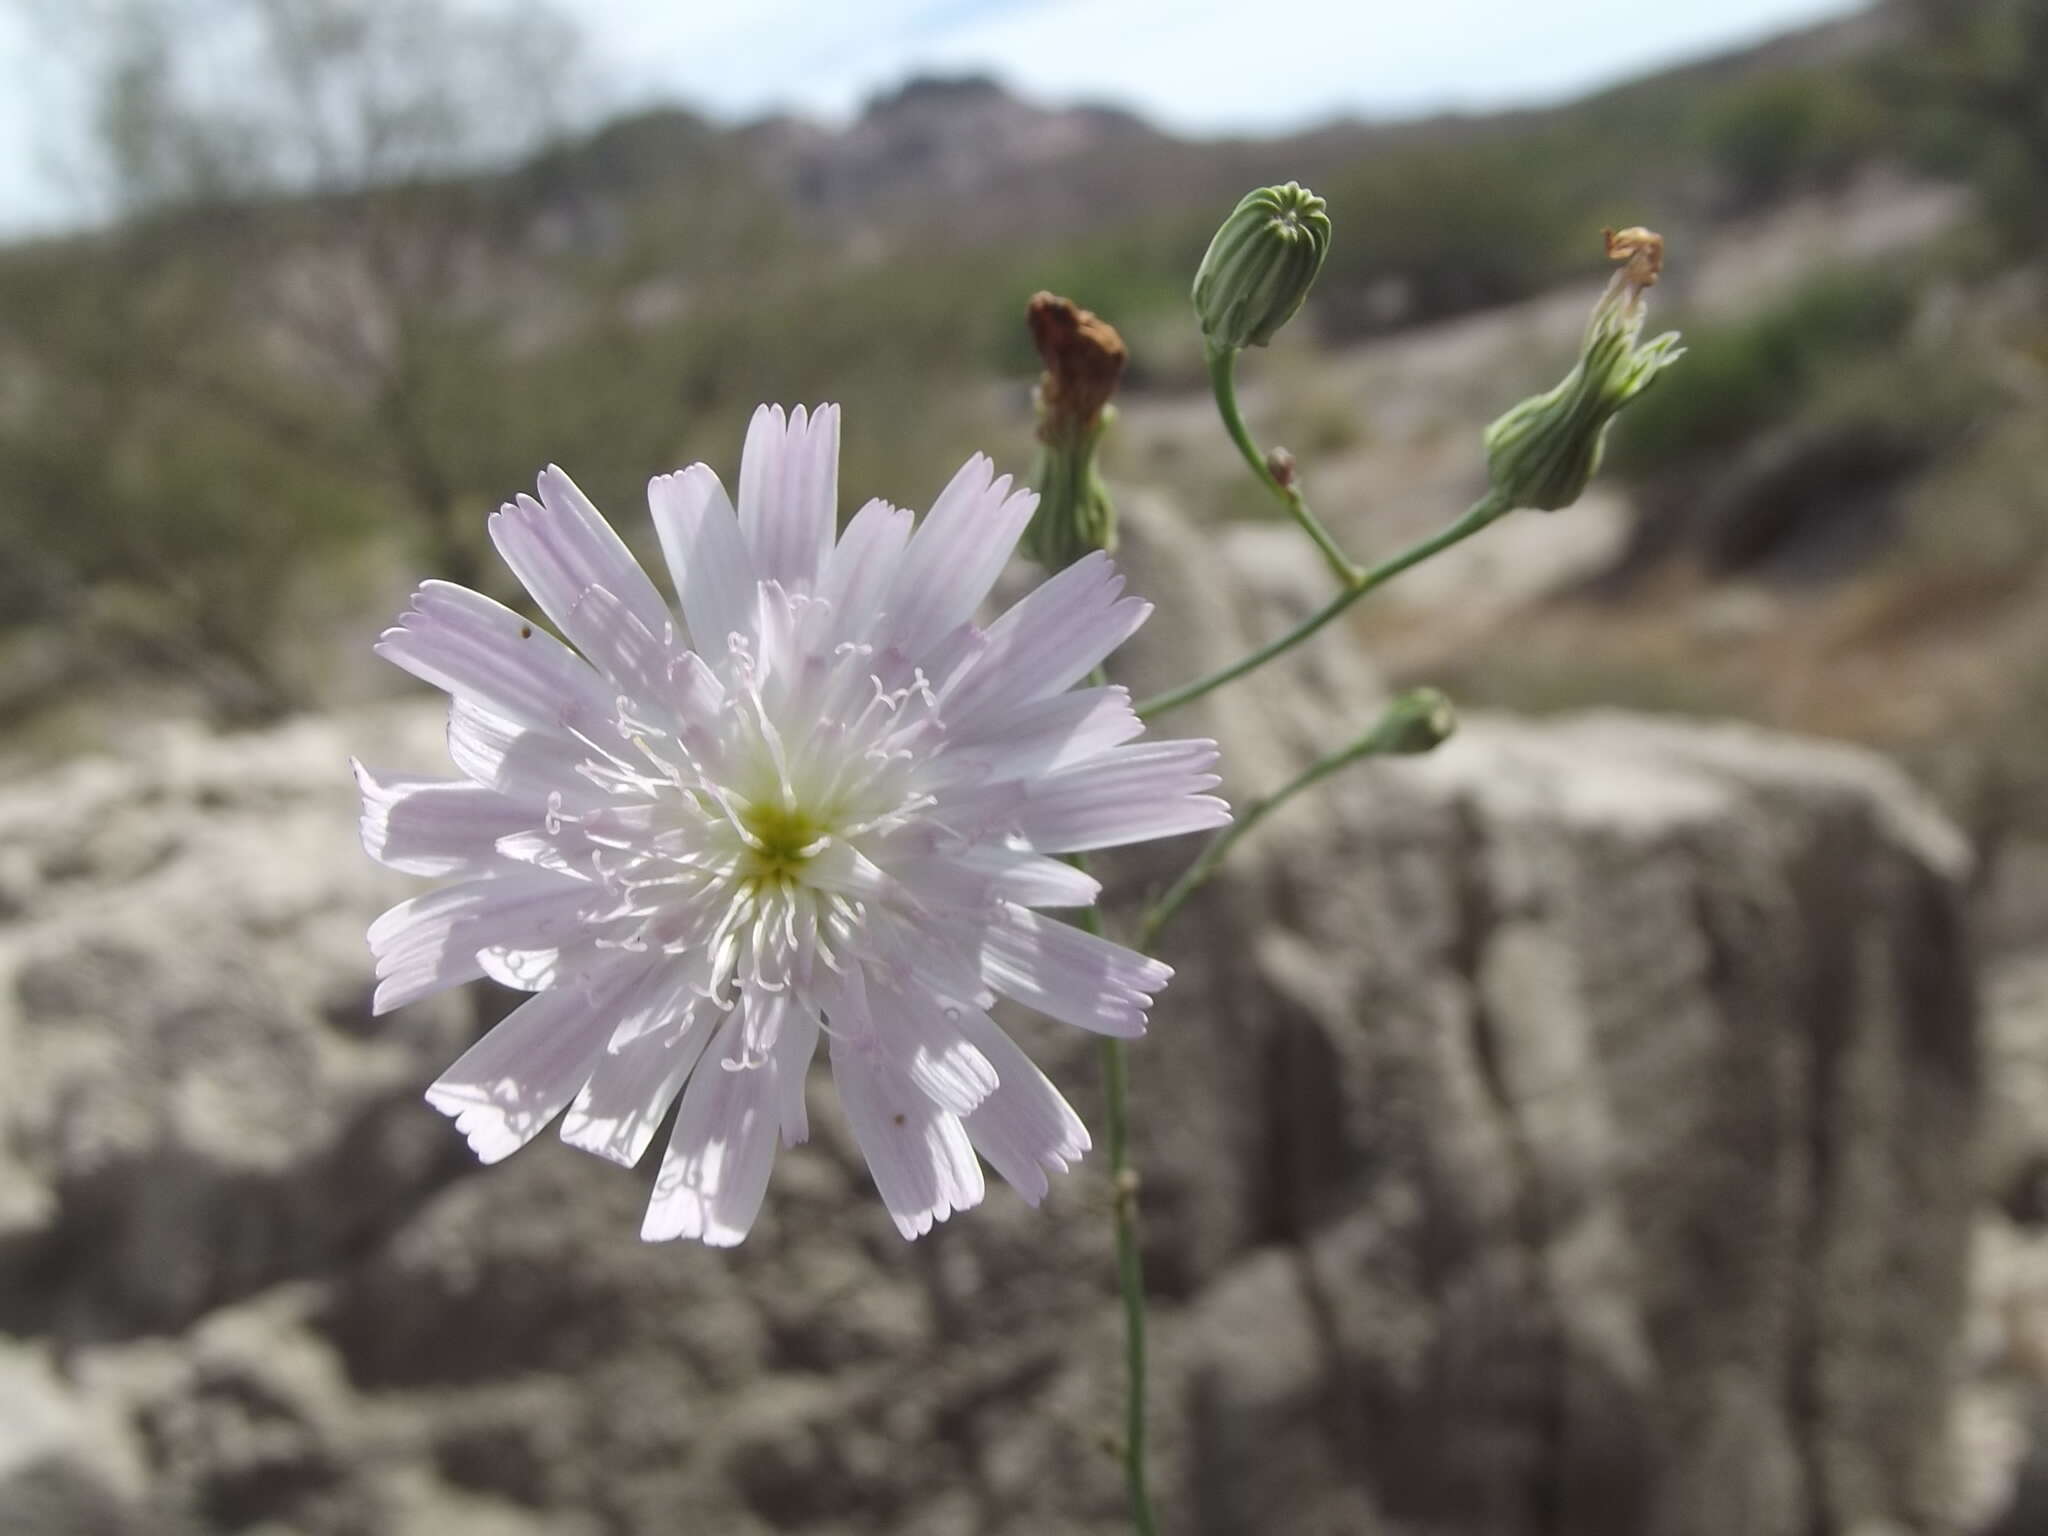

left=0, top=0, right=2039, bottom=737
left=1693, top=68, right=1888, bottom=204
left=1609, top=266, right=1920, bottom=475
left=1884, top=0, right=2048, bottom=250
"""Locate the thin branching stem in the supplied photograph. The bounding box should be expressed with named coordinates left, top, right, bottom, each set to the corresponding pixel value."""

left=1073, top=657, right=1158, bottom=1536
left=1072, top=886, right=1158, bottom=1536
left=1207, top=342, right=1362, bottom=586
left=1136, top=492, right=1511, bottom=722
left=1137, top=690, right=1453, bottom=950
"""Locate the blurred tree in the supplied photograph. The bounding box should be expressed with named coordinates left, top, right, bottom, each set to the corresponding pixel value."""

left=0, top=0, right=584, bottom=723
left=1694, top=70, right=1884, bottom=208
left=1891, top=0, right=2048, bottom=249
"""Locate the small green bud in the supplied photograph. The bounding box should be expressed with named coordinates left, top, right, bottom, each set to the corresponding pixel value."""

left=1483, top=227, right=1683, bottom=512
left=1378, top=687, right=1457, bottom=755
left=1023, top=292, right=1127, bottom=569
left=1192, top=181, right=1331, bottom=351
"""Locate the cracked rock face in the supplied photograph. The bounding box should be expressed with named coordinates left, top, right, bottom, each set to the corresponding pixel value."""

left=0, top=506, right=1980, bottom=1534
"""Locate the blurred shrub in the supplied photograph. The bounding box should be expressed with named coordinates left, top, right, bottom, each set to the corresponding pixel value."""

left=1609, top=266, right=1918, bottom=474
left=1892, top=407, right=2048, bottom=585
left=1298, top=48, right=1893, bottom=339
left=0, top=243, right=379, bottom=722
left=1312, top=136, right=1602, bottom=338
left=1884, top=0, right=2048, bottom=250
left=1694, top=71, right=1887, bottom=206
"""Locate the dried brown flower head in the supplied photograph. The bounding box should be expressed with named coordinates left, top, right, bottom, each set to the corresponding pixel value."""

left=1603, top=226, right=1665, bottom=293
left=1027, top=292, right=1127, bottom=440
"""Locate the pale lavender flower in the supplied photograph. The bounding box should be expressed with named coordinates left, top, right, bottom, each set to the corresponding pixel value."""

left=354, top=404, right=1228, bottom=1244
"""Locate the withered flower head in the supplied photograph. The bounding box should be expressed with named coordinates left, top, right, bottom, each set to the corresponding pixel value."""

left=1482, top=226, right=1684, bottom=513
left=1603, top=226, right=1664, bottom=293
left=1028, top=291, right=1128, bottom=439
left=1023, top=292, right=1126, bottom=568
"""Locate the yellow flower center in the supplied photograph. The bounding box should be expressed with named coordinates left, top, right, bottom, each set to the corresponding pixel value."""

left=738, top=800, right=829, bottom=887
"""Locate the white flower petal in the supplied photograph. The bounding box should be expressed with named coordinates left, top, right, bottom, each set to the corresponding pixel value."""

left=737, top=402, right=839, bottom=594
left=424, top=963, right=652, bottom=1163
left=884, top=455, right=1038, bottom=661
left=352, top=761, right=531, bottom=877
left=376, top=581, right=615, bottom=738
left=939, top=553, right=1150, bottom=726
left=802, top=841, right=898, bottom=903
left=980, top=904, right=1171, bottom=1038
left=831, top=1032, right=985, bottom=1240
left=563, top=585, right=724, bottom=745
left=560, top=978, right=713, bottom=1167
left=956, top=1007, right=1091, bottom=1204
left=814, top=496, right=913, bottom=646
left=494, top=802, right=676, bottom=883
left=919, top=779, right=1030, bottom=846
left=1022, top=792, right=1232, bottom=854
left=776, top=1008, right=820, bottom=1147
left=368, top=870, right=592, bottom=1014
left=648, top=463, right=757, bottom=656
left=932, top=684, right=1142, bottom=787
left=883, top=981, right=999, bottom=1117
left=477, top=940, right=605, bottom=993
left=725, top=983, right=821, bottom=1149
left=641, top=1011, right=787, bottom=1245
left=945, top=845, right=1101, bottom=909
left=1018, top=739, right=1230, bottom=853
left=487, top=466, right=673, bottom=678
left=816, top=965, right=989, bottom=1117
left=444, top=700, right=607, bottom=808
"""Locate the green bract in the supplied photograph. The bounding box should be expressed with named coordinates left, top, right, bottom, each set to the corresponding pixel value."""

left=1483, top=276, right=1684, bottom=512
left=1025, top=409, right=1119, bottom=570
left=1192, top=182, right=1332, bottom=351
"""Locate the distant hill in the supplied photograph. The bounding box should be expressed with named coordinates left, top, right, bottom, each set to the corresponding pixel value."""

left=564, top=8, right=1903, bottom=215
left=7, top=1, right=1913, bottom=335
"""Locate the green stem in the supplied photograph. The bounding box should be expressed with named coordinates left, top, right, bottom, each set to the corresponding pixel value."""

left=1208, top=342, right=1362, bottom=586
left=1074, top=897, right=1158, bottom=1536
left=1136, top=491, right=1511, bottom=722
left=1137, top=689, right=1454, bottom=950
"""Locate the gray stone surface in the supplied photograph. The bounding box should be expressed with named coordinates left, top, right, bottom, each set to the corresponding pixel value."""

left=0, top=509, right=1982, bottom=1534
left=1952, top=956, right=2048, bottom=1536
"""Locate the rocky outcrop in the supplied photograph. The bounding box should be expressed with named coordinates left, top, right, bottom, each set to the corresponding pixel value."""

left=0, top=510, right=1979, bottom=1535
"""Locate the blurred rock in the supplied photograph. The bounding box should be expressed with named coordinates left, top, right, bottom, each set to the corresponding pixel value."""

left=0, top=1340, right=145, bottom=1535
left=0, top=711, right=478, bottom=1337
left=1624, top=418, right=1933, bottom=588
left=0, top=513, right=1981, bottom=1534
left=1953, top=957, right=2048, bottom=1536
left=1382, top=485, right=1636, bottom=619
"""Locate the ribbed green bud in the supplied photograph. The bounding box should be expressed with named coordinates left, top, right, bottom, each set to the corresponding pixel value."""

left=1484, top=230, right=1684, bottom=512
left=1192, top=181, right=1332, bottom=351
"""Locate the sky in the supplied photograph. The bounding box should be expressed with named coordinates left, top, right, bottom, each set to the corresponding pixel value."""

left=0, top=0, right=1870, bottom=237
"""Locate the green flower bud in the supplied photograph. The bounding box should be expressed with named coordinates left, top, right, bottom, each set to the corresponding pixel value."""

left=1192, top=181, right=1331, bottom=351
left=1378, top=687, right=1457, bottom=756
left=1022, top=292, right=1127, bottom=569
left=1483, top=227, right=1684, bottom=513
